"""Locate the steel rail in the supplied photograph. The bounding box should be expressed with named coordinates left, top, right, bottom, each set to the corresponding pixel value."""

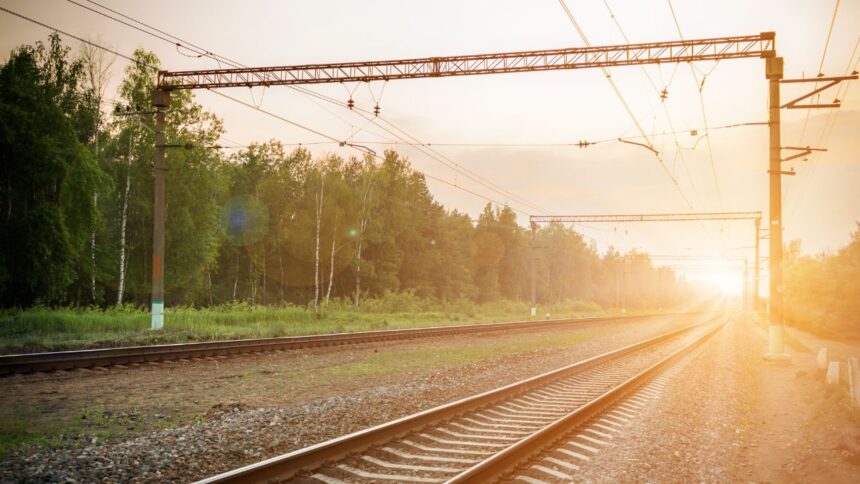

left=450, top=317, right=726, bottom=483
left=0, top=312, right=701, bottom=376
left=195, top=313, right=722, bottom=483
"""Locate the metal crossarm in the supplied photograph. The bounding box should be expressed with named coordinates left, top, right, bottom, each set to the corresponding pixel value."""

left=157, top=33, right=775, bottom=90
left=529, top=212, right=762, bottom=224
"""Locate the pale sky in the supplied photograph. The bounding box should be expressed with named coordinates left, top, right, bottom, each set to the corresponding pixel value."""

left=2, top=0, right=859, bottom=294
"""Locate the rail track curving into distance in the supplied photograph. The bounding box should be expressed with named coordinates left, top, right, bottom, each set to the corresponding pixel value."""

left=0, top=312, right=705, bottom=376
left=196, top=313, right=726, bottom=483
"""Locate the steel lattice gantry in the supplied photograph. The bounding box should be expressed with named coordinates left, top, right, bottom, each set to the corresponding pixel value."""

left=150, top=30, right=808, bottom=356
left=529, top=212, right=762, bottom=224
left=527, top=212, right=762, bottom=314
left=156, top=33, right=775, bottom=89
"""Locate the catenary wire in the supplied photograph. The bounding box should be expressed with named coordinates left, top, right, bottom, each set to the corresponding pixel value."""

left=666, top=0, right=724, bottom=213
left=0, top=5, right=537, bottom=217
left=601, top=0, right=706, bottom=212
left=557, top=0, right=695, bottom=212
left=73, top=0, right=551, bottom=216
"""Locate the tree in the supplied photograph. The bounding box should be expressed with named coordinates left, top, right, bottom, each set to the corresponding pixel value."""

left=0, top=34, right=107, bottom=306
left=80, top=37, right=115, bottom=304
left=102, top=49, right=226, bottom=306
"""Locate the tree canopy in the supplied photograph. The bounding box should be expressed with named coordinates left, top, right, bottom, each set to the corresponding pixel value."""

left=1, top=35, right=693, bottom=312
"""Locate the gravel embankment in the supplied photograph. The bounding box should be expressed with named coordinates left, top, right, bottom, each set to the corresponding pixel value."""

left=0, top=314, right=703, bottom=482
left=572, top=315, right=860, bottom=483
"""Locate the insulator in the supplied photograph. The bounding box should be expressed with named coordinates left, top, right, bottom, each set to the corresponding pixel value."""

left=373, top=104, right=380, bottom=116
left=347, top=98, right=354, bottom=109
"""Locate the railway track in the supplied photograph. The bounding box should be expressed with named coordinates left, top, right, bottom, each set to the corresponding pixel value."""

left=197, top=313, right=726, bottom=483
left=0, top=311, right=701, bottom=376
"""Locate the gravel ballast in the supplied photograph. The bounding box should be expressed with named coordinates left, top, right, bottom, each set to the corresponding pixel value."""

left=0, top=314, right=702, bottom=482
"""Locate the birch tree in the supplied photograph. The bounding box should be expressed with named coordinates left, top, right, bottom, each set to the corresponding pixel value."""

left=354, top=158, right=375, bottom=306
left=313, top=169, right=325, bottom=312
left=80, top=38, right=114, bottom=303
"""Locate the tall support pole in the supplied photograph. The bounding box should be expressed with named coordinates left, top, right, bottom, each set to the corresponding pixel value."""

left=754, top=217, right=761, bottom=314
left=530, top=222, right=537, bottom=318
left=621, top=256, right=628, bottom=313
left=151, top=89, right=170, bottom=330
left=743, top=259, right=749, bottom=310
left=766, top=56, right=785, bottom=356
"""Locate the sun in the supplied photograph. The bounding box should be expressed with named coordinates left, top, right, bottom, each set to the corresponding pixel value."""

left=686, top=269, right=744, bottom=296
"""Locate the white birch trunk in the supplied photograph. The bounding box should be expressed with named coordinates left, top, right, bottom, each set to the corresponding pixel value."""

left=278, top=243, right=286, bottom=304
left=116, top=172, right=130, bottom=305
left=233, top=252, right=239, bottom=301
left=82, top=39, right=114, bottom=305
left=354, top=167, right=374, bottom=306
left=91, top=192, right=98, bottom=302
left=262, top=241, right=267, bottom=306
left=313, top=175, right=325, bottom=312
left=325, top=212, right=338, bottom=305
left=116, top=132, right=133, bottom=306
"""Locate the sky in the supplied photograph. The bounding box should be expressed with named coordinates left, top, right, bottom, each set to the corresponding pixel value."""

left=1, top=0, right=859, bottom=295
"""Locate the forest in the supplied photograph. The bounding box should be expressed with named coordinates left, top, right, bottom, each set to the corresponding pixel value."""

left=0, top=34, right=689, bottom=313
left=784, top=226, right=860, bottom=338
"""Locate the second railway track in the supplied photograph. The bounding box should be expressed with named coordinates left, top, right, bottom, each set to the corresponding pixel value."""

left=0, top=311, right=703, bottom=376
left=197, top=313, right=726, bottom=483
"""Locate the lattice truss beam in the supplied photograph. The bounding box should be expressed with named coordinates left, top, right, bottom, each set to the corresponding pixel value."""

left=158, top=33, right=775, bottom=90
left=529, top=211, right=762, bottom=224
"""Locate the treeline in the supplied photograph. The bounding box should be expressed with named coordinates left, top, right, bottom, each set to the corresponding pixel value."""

left=0, top=35, right=688, bottom=310
left=784, top=226, right=860, bottom=338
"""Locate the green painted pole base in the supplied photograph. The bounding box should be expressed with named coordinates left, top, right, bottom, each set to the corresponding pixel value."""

left=151, top=301, right=164, bottom=330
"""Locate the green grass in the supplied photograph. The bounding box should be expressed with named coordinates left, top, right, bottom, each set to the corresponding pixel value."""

left=327, top=329, right=601, bottom=378
left=0, top=405, right=190, bottom=459
left=0, top=317, right=618, bottom=459
left=0, top=296, right=646, bottom=354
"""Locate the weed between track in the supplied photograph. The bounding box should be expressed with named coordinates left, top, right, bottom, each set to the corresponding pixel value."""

left=0, top=296, right=646, bottom=354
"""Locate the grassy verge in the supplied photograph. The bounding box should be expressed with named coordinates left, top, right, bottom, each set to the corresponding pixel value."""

left=0, top=295, right=656, bottom=354
left=327, top=328, right=604, bottom=378
left=0, top=321, right=621, bottom=459
left=0, top=404, right=191, bottom=460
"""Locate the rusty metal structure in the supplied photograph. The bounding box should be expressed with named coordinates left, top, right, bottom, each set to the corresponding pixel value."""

left=156, top=34, right=775, bottom=90
left=528, top=211, right=762, bottom=224
left=528, top=211, right=762, bottom=313
left=149, top=30, right=854, bottom=357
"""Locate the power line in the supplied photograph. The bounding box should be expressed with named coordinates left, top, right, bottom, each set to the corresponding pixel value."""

left=372, top=116, right=552, bottom=214
left=208, top=89, right=533, bottom=213
left=258, top=86, right=553, bottom=214
left=557, top=0, right=695, bottom=212
left=818, top=0, right=842, bottom=76
left=222, top=119, right=766, bottom=149
left=666, top=0, right=723, bottom=213
left=71, top=0, right=386, bottom=139
left=1, top=6, right=533, bottom=217
left=601, top=0, right=705, bottom=212
left=797, top=0, right=842, bottom=146
left=319, top=119, right=766, bottom=148
left=68, top=0, right=550, bottom=216
left=0, top=5, right=156, bottom=70
left=786, top=38, right=859, bottom=219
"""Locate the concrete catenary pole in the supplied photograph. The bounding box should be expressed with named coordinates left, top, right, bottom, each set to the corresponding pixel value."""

left=754, top=216, right=761, bottom=314
left=530, top=222, right=537, bottom=318
left=766, top=56, right=784, bottom=356
left=151, top=89, right=170, bottom=330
